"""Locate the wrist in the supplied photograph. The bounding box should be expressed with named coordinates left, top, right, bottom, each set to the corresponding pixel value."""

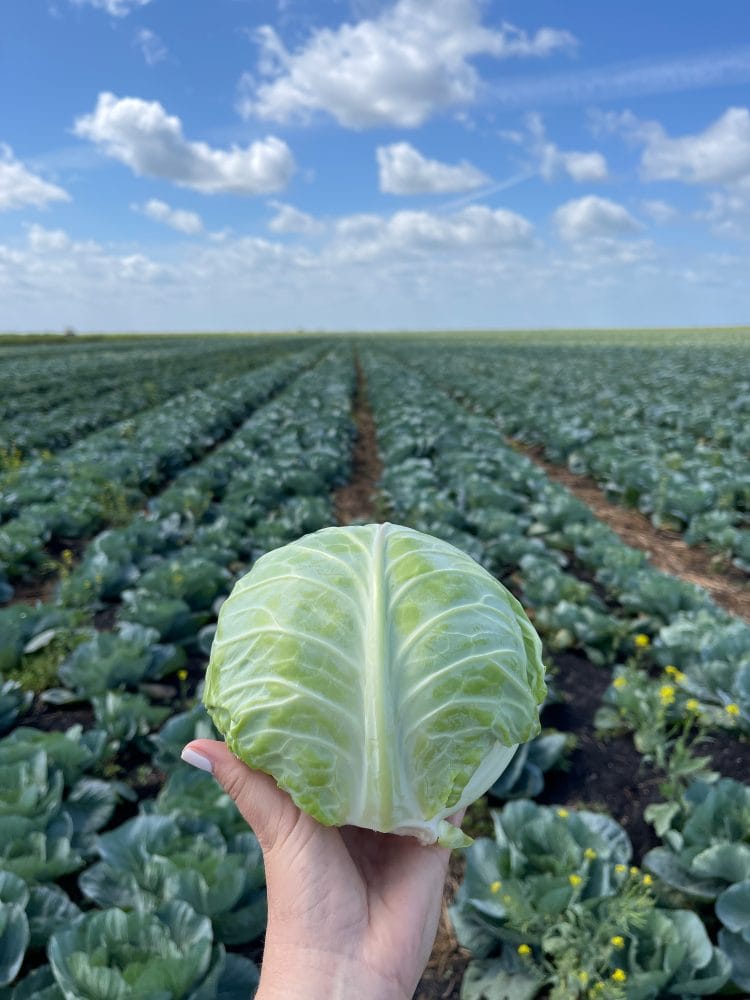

left=257, top=941, right=411, bottom=1000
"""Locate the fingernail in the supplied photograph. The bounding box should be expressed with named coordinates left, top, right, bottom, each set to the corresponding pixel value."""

left=181, top=747, right=214, bottom=773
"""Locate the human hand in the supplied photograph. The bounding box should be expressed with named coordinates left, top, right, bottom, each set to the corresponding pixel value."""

left=181, top=739, right=464, bottom=1000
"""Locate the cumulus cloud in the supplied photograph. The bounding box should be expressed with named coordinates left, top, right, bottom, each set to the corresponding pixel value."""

left=69, top=0, right=151, bottom=15
left=523, top=113, right=608, bottom=182
left=27, top=224, right=72, bottom=252
left=74, top=92, right=295, bottom=195
left=640, top=199, right=677, bottom=224
left=135, top=28, right=167, bottom=65
left=0, top=146, right=71, bottom=212
left=237, top=0, right=577, bottom=128
left=638, top=106, right=750, bottom=184
left=553, top=195, right=641, bottom=242
left=596, top=106, right=750, bottom=185
left=268, top=201, right=321, bottom=234
left=134, top=199, right=203, bottom=234
left=596, top=106, right=750, bottom=239
left=377, top=143, right=488, bottom=194
left=695, top=177, right=750, bottom=239
left=331, top=204, right=534, bottom=262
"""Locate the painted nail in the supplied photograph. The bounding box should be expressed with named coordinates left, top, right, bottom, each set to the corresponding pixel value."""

left=181, top=747, right=214, bottom=773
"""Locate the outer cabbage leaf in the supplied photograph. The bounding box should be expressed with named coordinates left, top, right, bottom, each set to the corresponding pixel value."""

left=204, top=523, right=545, bottom=847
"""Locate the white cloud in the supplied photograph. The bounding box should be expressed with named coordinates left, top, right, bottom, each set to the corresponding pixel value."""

left=74, top=92, right=295, bottom=195
left=640, top=199, right=677, bottom=224
left=695, top=177, right=750, bottom=239
left=377, top=142, right=488, bottom=194
left=135, top=199, right=203, bottom=235
left=27, top=224, right=71, bottom=252
left=596, top=106, right=750, bottom=240
left=553, top=195, right=641, bottom=242
left=331, top=204, right=534, bottom=262
left=238, top=0, right=577, bottom=128
left=599, top=106, right=750, bottom=185
left=525, top=113, right=608, bottom=183
left=135, top=28, right=167, bottom=65
left=268, top=202, right=321, bottom=234
left=0, top=145, right=71, bottom=212
left=4, top=210, right=748, bottom=332
left=638, top=106, right=750, bottom=185
left=561, top=151, right=608, bottom=183
left=69, top=0, right=151, bottom=15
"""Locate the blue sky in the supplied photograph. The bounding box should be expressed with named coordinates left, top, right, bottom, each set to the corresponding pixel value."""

left=2, top=0, right=750, bottom=331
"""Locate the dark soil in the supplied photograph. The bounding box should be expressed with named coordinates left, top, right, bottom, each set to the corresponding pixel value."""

left=698, top=727, right=750, bottom=779
left=333, top=354, right=383, bottom=525
left=7, top=575, right=58, bottom=606
left=512, top=441, right=750, bottom=623
left=539, top=653, right=664, bottom=858
left=93, top=604, right=118, bottom=630
left=25, top=701, right=94, bottom=732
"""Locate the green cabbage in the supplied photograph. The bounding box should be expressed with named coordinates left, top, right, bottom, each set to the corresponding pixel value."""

left=204, top=523, right=545, bottom=848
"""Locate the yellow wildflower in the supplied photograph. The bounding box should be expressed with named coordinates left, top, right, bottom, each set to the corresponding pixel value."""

left=642, top=874, right=654, bottom=886
left=664, top=665, right=686, bottom=683
left=584, top=847, right=598, bottom=860
left=634, top=633, right=650, bottom=648
left=614, top=864, right=627, bottom=874
left=490, top=881, right=502, bottom=894
left=659, top=684, right=676, bottom=705
left=610, top=935, right=625, bottom=949
left=726, top=703, right=741, bottom=717
left=613, top=677, right=627, bottom=690
left=629, top=866, right=640, bottom=876
left=611, top=969, right=627, bottom=983
left=569, top=874, right=583, bottom=887
left=577, top=970, right=589, bottom=986
left=686, top=698, right=700, bottom=712
left=557, top=808, right=570, bottom=818
left=177, top=668, right=189, bottom=682
left=517, top=944, right=532, bottom=957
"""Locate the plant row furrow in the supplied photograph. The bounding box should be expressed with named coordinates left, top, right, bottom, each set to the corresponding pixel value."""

left=394, top=342, right=750, bottom=574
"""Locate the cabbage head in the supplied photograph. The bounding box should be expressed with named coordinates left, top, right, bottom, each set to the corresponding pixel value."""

left=204, top=523, right=545, bottom=848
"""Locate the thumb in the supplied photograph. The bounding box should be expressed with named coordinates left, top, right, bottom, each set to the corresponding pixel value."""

left=181, top=739, right=299, bottom=854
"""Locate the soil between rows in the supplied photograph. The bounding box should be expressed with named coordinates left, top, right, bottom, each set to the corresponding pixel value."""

left=512, top=441, right=750, bottom=623
left=333, top=353, right=384, bottom=526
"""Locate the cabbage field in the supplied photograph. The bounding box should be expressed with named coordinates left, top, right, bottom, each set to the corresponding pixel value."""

left=0, top=330, right=748, bottom=999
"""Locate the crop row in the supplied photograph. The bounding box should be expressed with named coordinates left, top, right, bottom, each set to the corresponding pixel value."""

left=0, top=340, right=296, bottom=459
left=394, top=342, right=750, bottom=572
left=0, top=348, right=318, bottom=600
left=0, top=352, right=358, bottom=997
left=363, top=350, right=749, bottom=739
left=360, top=349, right=750, bottom=998
left=0, top=338, right=203, bottom=418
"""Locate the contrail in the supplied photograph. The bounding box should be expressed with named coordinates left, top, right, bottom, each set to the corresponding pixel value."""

left=485, top=46, right=750, bottom=108
left=436, top=170, right=536, bottom=213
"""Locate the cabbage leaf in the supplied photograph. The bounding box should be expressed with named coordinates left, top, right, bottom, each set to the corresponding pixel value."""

left=204, top=523, right=545, bottom=847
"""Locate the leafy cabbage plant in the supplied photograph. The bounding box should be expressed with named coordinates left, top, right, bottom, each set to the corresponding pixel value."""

left=204, top=523, right=545, bottom=847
